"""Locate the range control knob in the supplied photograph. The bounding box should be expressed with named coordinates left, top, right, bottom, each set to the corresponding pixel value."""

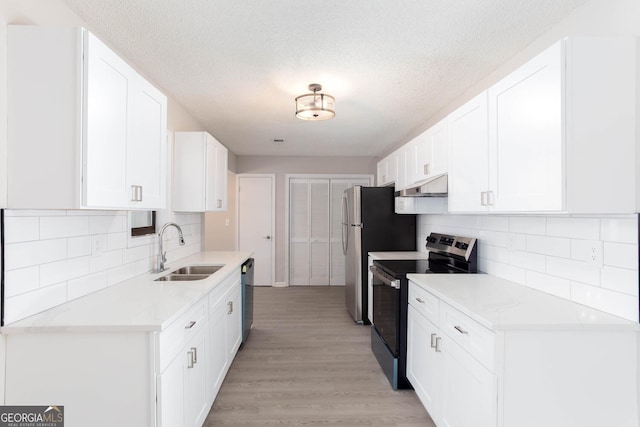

left=455, top=241, right=469, bottom=250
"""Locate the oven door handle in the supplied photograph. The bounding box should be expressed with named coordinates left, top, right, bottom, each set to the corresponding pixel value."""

left=370, top=266, right=401, bottom=289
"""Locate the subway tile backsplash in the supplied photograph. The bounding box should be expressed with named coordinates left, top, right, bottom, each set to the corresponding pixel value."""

left=418, top=214, right=639, bottom=322
left=3, top=209, right=202, bottom=324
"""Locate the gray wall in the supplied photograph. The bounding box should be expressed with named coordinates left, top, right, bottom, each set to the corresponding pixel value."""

left=236, top=155, right=377, bottom=283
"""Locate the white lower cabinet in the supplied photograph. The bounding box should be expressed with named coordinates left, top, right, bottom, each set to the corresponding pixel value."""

left=407, top=280, right=639, bottom=427
left=159, top=325, right=209, bottom=427
left=4, top=268, right=243, bottom=427
left=407, top=304, right=496, bottom=427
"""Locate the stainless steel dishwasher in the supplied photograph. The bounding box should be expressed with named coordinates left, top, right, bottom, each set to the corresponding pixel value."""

left=241, top=258, right=254, bottom=346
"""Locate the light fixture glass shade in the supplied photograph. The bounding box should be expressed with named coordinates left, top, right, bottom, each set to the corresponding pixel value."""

left=295, top=85, right=335, bottom=120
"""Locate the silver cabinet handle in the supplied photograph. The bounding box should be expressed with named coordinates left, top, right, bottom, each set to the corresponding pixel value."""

left=480, top=191, right=487, bottom=206
left=228, top=301, right=233, bottom=314
left=415, top=297, right=425, bottom=304
left=454, top=325, right=469, bottom=335
left=424, top=163, right=430, bottom=175
left=185, top=320, right=196, bottom=329
left=487, top=190, right=495, bottom=206
left=187, top=350, right=195, bottom=368
left=191, top=347, right=198, bottom=364
left=430, top=333, right=437, bottom=348
left=435, top=336, right=442, bottom=352
left=263, top=235, right=271, bottom=240
left=217, top=199, right=222, bottom=208
left=130, top=185, right=143, bottom=202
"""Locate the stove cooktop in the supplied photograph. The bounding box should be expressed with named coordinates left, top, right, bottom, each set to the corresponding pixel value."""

left=373, top=258, right=470, bottom=278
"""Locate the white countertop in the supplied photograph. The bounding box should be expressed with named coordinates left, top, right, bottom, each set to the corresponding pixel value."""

left=407, top=273, right=640, bottom=331
left=2, top=251, right=253, bottom=334
left=369, top=251, right=428, bottom=260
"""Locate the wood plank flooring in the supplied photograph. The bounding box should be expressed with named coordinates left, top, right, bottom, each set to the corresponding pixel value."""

left=204, top=286, right=435, bottom=426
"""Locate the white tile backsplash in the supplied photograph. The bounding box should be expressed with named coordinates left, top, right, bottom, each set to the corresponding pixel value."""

left=419, top=214, right=639, bottom=322
left=3, top=209, right=202, bottom=324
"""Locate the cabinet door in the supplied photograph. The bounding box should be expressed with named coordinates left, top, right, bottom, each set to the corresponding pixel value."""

left=214, top=142, right=228, bottom=211
left=204, top=136, right=228, bottom=212
left=83, top=31, right=134, bottom=208
left=184, top=326, right=209, bottom=427
left=440, top=338, right=497, bottom=427
left=395, top=144, right=411, bottom=190
left=407, top=305, right=441, bottom=423
left=488, top=41, right=564, bottom=212
left=448, top=92, right=489, bottom=212
left=414, top=118, right=448, bottom=183
left=129, top=78, right=167, bottom=209
left=158, top=353, right=184, bottom=427
left=225, top=282, right=243, bottom=359
left=204, top=135, right=219, bottom=211
left=207, top=301, right=228, bottom=403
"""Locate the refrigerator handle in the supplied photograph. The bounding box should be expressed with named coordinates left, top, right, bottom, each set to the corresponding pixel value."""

left=341, top=194, right=349, bottom=255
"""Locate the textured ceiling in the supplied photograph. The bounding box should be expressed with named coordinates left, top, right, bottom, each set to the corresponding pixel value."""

left=61, top=0, right=587, bottom=157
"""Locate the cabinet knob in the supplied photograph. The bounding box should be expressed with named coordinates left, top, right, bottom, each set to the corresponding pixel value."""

left=228, top=301, right=233, bottom=314
left=435, top=336, right=442, bottom=353
left=416, top=297, right=425, bottom=304
left=430, top=333, right=437, bottom=348
left=217, top=199, right=222, bottom=208
left=187, top=350, right=195, bottom=368
left=424, top=163, right=430, bottom=175
left=263, top=235, right=271, bottom=240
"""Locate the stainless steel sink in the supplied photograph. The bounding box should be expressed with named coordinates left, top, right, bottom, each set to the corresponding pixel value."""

left=171, top=265, right=224, bottom=275
left=154, top=264, right=225, bottom=282
left=155, top=274, right=211, bottom=281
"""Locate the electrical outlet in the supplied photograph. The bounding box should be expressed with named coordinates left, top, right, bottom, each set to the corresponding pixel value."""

left=586, top=242, right=602, bottom=266
left=225, top=218, right=230, bottom=227
left=92, top=235, right=106, bottom=257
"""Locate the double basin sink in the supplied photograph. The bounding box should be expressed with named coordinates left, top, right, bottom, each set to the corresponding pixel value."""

left=155, top=265, right=224, bottom=282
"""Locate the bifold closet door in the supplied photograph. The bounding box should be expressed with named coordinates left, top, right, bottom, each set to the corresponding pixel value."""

left=289, top=179, right=329, bottom=286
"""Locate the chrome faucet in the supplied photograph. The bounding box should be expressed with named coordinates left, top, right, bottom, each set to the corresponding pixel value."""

left=156, top=222, right=186, bottom=273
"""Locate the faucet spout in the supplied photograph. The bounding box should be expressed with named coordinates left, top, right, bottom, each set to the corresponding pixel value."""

left=156, top=222, right=186, bottom=273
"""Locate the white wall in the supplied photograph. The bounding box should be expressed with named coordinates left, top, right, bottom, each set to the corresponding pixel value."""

left=236, top=155, right=377, bottom=283
left=0, top=2, right=211, bottom=403
left=418, top=214, right=638, bottom=322
left=408, top=0, right=640, bottom=323
left=3, top=209, right=202, bottom=324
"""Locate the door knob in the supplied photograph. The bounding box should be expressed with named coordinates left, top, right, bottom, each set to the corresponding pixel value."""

left=264, top=235, right=271, bottom=239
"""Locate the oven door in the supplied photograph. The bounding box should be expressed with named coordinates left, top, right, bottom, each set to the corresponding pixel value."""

left=370, top=265, right=401, bottom=356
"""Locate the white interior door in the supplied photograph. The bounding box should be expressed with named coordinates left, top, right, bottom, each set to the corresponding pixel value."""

left=238, top=175, right=274, bottom=286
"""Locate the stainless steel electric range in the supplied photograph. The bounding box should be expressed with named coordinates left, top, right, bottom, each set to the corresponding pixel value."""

left=369, top=232, right=478, bottom=389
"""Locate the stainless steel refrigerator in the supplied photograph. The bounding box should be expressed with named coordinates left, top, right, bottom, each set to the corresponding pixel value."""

left=341, top=186, right=416, bottom=324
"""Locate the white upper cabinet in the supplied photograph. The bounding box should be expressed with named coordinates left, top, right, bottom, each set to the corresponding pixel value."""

left=448, top=92, right=489, bottom=212
left=173, top=132, right=228, bottom=212
left=377, top=116, right=449, bottom=191
left=413, top=118, right=448, bottom=183
left=487, top=41, right=564, bottom=212
left=7, top=26, right=167, bottom=210
left=377, top=152, right=398, bottom=187
left=448, top=36, right=637, bottom=214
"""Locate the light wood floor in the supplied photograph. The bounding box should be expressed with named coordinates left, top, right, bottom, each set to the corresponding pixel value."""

left=204, top=286, right=435, bottom=426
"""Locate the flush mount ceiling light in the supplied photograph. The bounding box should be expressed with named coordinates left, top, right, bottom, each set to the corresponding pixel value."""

left=295, top=83, right=335, bottom=120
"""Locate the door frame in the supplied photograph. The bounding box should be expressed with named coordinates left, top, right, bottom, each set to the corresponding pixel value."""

left=236, top=173, right=276, bottom=286
left=284, top=174, right=373, bottom=286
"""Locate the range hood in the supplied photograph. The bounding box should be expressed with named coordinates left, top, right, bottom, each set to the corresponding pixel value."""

left=394, top=173, right=448, bottom=197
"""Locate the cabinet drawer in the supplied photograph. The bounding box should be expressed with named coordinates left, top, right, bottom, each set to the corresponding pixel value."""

left=409, top=281, right=439, bottom=324
left=440, top=301, right=495, bottom=371
left=158, top=297, right=208, bottom=372
left=209, top=270, right=240, bottom=316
